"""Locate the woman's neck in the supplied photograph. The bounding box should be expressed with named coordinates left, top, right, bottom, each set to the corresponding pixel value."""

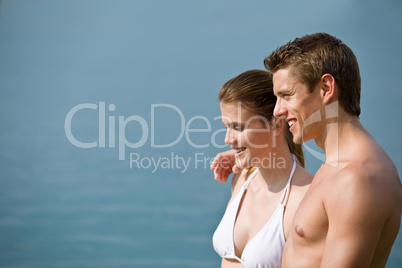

left=256, top=150, right=295, bottom=193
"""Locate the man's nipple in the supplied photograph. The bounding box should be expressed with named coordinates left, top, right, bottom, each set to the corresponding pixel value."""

left=295, top=225, right=305, bottom=237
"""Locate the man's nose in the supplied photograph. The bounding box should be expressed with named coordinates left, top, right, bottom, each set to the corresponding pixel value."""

left=273, top=98, right=287, bottom=119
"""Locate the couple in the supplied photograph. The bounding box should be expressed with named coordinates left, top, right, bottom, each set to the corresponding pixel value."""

left=211, top=33, right=402, bottom=268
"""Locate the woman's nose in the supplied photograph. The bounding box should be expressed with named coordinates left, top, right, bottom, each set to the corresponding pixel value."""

left=224, top=129, right=236, bottom=145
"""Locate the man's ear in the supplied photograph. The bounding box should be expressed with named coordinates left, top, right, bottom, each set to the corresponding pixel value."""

left=320, top=74, right=336, bottom=104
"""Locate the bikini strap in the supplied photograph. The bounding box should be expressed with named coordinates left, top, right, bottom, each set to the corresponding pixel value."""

left=280, top=154, right=297, bottom=206
left=243, top=168, right=259, bottom=189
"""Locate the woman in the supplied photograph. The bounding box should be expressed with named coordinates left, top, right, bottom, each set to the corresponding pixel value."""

left=212, top=70, right=312, bottom=268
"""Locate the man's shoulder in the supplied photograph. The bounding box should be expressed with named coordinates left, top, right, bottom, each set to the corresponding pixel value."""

left=316, top=164, right=370, bottom=198
left=328, top=161, right=397, bottom=193
left=348, top=128, right=398, bottom=177
left=322, top=160, right=402, bottom=215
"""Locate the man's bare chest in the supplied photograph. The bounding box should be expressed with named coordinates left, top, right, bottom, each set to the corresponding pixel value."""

left=291, top=178, right=330, bottom=243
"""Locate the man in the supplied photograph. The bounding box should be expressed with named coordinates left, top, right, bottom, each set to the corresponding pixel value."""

left=211, top=33, right=402, bottom=267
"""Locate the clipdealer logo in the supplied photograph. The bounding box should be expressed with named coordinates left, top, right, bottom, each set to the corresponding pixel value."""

left=64, top=102, right=228, bottom=172
left=64, top=101, right=339, bottom=172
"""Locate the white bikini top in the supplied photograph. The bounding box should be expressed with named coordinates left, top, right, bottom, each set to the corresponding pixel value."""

left=212, top=155, right=297, bottom=268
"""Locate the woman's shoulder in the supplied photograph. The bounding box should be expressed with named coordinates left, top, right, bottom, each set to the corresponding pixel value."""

left=292, top=165, right=313, bottom=192
left=231, top=168, right=257, bottom=194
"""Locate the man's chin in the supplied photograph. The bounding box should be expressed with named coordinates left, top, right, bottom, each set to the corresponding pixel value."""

left=293, top=135, right=304, bottom=145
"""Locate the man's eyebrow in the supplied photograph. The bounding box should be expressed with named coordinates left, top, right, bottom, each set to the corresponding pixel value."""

left=275, top=89, right=291, bottom=96
left=275, top=90, right=285, bottom=96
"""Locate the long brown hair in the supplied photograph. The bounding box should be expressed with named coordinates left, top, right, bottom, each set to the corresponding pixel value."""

left=219, top=69, right=305, bottom=167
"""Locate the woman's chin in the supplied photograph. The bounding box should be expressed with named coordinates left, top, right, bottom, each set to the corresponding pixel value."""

left=235, top=158, right=251, bottom=170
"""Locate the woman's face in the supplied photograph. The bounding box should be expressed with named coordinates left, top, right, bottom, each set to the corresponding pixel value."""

left=220, top=102, right=275, bottom=169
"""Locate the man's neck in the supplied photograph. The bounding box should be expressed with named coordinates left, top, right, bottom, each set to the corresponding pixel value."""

left=315, top=111, right=363, bottom=166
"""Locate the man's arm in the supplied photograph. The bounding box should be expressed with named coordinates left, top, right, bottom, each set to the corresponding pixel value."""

left=210, top=150, right=241, bottom=183
left=320, top=169, right=390, bottom=267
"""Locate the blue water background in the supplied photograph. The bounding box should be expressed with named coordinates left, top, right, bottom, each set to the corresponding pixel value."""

left=0, top=1, right=401, bottom=267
